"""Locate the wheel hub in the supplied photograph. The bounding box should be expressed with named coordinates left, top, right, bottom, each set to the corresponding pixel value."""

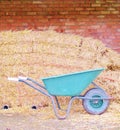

left=90, top=95, right=103, bottom=108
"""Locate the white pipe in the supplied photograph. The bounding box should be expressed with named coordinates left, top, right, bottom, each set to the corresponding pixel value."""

left=8, top=77, right=19, bottom=82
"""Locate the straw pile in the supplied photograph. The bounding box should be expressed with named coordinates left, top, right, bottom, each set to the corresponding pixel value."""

left=0, top=30, right=120, bottom=110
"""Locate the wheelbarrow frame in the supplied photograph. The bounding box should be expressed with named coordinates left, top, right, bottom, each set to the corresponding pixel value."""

left=8, top=76, right=111, bottom=120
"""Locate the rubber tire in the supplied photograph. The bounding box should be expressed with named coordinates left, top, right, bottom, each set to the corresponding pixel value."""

left=82, top=88, right=110, bottom=115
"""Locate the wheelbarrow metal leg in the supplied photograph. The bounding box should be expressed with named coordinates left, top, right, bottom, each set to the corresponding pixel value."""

left=54, top=96, right=61, bottom=110
left=49, top=96, right=80, bottom=120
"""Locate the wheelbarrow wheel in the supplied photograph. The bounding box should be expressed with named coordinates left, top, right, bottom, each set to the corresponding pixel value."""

left=82, top=88, right=109, bottom=115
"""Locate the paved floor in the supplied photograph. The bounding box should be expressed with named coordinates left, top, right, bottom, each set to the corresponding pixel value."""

left=0, top=111, right=120, bottom=130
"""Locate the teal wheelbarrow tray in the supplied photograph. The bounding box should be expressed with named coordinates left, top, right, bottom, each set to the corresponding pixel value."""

left=8, top=68, right=111, bottom=120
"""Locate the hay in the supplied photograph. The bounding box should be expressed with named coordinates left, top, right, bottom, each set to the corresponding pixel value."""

left=0, top=30, right=120, bottom=111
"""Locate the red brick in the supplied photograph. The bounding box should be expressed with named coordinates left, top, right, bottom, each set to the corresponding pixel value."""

left=90, top=11, right=100, bottom=15
left=111, top=11, right=120, bottom=14
left=27, top=12, right=37, bottom=16
left=107, top=7, right=116, bottom=11
left=80, top=11, right=90, bottom=15
left=95, top=7, right=107, bottom=11
left=95, top=0, right=106, bottom=4
left=75, top=8, right=84, bottom=11
left=112, top=3, right=120, bottom=7
left=5, top=12, right=16, bottom=16
left=101, top=11, right=111, bottom=14
left=86, top=8, right=95, bottom=11
left=32, top=1, right=42, bottom=4
left=91, top=3, right=101, bottom=7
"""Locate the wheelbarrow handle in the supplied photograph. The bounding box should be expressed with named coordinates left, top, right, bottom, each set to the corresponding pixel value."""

left=8, top=76, right=28, bottom=82
left=8, top=77, right=19, bottom=82
left=18, top=76, right=28, bottom=80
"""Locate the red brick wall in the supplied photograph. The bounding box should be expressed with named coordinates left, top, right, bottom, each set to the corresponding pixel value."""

left=0, top=0, right=120, bottom=52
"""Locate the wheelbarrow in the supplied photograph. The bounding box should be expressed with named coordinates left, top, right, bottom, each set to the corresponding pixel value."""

left=8, top=68, right=111, bottom=120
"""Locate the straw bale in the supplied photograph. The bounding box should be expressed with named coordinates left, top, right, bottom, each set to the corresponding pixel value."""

left=0, top=30, right=120, bottom=111
left=1, top=44, right=31, bottom=55
left=0, top=44, right=14, bottom=55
